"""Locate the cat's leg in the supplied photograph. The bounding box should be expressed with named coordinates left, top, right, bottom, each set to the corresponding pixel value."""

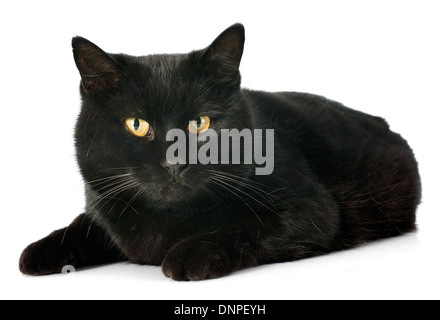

left=19, top=213, right=124, bottom=276
left=162, top=230, right=258, bottom=281
left=162, top=187, right=339, bottom=281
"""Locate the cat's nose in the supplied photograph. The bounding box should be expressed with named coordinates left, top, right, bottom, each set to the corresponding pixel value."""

left=160, top=161, right=188, bottom=178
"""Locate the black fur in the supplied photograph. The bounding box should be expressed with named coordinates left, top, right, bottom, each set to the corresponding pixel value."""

left=19, top=24, right=421, bottom=280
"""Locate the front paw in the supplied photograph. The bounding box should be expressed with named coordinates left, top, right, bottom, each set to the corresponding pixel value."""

left=162, top=240, right=233, bottom=281
left=19, top=229, right=78, bottom=276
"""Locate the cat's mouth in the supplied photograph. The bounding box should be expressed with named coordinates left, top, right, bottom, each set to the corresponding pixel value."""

left=165, top=181, right=186, bottom=192
left=159, top=181, right=192, bottom=202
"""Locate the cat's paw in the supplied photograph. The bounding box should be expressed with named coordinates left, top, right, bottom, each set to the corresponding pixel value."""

left=162, top=239, right=234, bottom=281
left=19, top=231, right=78, bottom=276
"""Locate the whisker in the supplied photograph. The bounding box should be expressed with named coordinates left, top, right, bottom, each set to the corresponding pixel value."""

left=210, top=172, right=281, bottom=208
left=117, top=187, right=145, bottom=220
left=87, top=173, right=134, bottom=186
left=84, top=167, right=139, bottom=181
left=89, top=176, right=136, bottom=192
left=207, top=169, right=267, bottom=188
left=207, top=169, right=289, bottom=207
left=200, top=184, right=224, bottom=211
left=209, top=177, right=266, bottom=225
left=86, top=179, right=140, bottom=238
left=211, top=176, right=278, bottom=214
left=87, top=179, right=139, bottom=214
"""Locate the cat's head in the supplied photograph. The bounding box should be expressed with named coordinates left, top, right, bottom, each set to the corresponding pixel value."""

left=73, top=24, right=255, bottom=211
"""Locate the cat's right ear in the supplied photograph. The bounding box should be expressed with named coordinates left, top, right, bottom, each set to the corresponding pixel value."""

left=72, top=37, right=122, bottom=93
left=201, top=24, right=245, bottom=83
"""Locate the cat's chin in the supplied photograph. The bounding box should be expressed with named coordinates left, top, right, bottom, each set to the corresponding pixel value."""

left=155, top=182, right=192, bottom=203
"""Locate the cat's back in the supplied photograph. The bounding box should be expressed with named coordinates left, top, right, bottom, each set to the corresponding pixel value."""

left=243, top=88, right=417, bottom=177
left=243, top=89, right=389, bottom=135
left=243, top=89, right=421, bottom=245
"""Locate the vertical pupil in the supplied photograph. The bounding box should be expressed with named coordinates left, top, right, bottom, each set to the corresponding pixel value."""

left=196, top=117, right=202, bottom=128
left=133, top=118, right=140, bottom=130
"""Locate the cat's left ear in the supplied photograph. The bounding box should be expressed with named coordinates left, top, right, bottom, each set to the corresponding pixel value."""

left=72, top=37, right=122, bottom=93
left=201, top=23, right=245, bottom=82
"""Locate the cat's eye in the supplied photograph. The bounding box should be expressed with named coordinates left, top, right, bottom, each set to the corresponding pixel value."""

left=124, top=118, right=152, bottom=138
left=188, top=116, right=210, bottom=134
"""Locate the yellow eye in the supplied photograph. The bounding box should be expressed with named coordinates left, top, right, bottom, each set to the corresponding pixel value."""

left=188, top=116, right=210, bottom=134
left=124, top=118, right=152, bottom=137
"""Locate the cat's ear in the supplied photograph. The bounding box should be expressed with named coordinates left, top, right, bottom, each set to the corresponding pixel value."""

left=201, top=23, right=245, bottom=82
left=72, top=37, right=122, bottom=93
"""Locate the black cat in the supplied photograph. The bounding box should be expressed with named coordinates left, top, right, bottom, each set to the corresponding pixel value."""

left=19, top=24, right=421, bottom=280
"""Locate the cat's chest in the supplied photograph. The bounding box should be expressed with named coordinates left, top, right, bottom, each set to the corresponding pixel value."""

left=113, top=225, right=171, bottom=265
left=103, top=212, right=196, bottom=265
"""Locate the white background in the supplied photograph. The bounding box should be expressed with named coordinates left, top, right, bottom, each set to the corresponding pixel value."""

left=1, top=0, right=439, bottom=300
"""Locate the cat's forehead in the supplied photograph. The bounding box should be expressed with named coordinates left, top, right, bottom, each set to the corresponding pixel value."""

left=119, top=53, right=204, bottom=125
left=128, top=53, right=197, bottom=99
left=135, top=54, right=186, bottom=77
